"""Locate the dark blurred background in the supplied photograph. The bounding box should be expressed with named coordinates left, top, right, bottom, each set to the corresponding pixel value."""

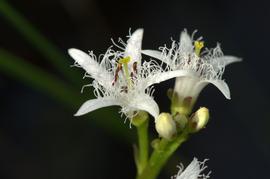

left=0, top=0, right=270, bottom=178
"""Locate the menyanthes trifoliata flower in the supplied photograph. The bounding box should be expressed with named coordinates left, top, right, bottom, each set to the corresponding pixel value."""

left=172, top=158, right=211, bottom=179
left=142, top=30, right=241, bottom=115
left=68, top=29, right=185, bottom=120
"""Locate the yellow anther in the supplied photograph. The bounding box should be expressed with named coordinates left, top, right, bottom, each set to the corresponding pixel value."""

left=119, top=56, right=131, bottom=64
left=194, top=41, right=204, bottom=56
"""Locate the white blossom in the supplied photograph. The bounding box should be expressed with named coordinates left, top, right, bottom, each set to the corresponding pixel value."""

left=172, top=158, right=211, bottom=179
left=68, top=29, right=184, bottom=120
left=142, top=30, right=241, bottom=114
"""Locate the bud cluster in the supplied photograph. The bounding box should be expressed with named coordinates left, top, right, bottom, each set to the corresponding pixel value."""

left=155, top=107, right=209, bottom=140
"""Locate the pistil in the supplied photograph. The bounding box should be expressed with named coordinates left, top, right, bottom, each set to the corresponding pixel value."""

left=119, top=56, right=132, bottom=88
left=194, top=41, right=204, bottom=56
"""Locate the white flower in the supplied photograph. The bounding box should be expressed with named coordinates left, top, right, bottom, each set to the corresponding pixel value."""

left=142, top=30, right=241, bottom=114
left=68, top=29, right=184, bottom=120
left=172, top=158, right=211, bottom=179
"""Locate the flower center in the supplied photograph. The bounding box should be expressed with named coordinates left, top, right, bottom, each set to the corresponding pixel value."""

left=194, top=41, right=204, bottom=56
left=112, top=56, right=138, bottom=93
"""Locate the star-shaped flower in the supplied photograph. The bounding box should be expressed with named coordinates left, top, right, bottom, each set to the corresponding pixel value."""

left=142, top=30, right=241, bottom=115
left=172, top=158, right=211, bottom=179
left=68, top=29, right=184, bottom=119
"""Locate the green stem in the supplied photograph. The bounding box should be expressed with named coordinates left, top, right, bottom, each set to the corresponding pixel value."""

left=0, top=0, right=79, bottom=84
left=0, top=49, right=81, bottom=106
left=136, top=119, right=149, bottom=175
left=137, top=131, right=189, bottom=179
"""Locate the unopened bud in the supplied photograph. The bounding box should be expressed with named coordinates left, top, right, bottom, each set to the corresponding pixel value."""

left=155, top=113, right=177, bottom=140
left=174, top=113, right=188, bottom=131
left=189, top=107, right=209, bottom=133
left=151, top=138, right=160, bottom=150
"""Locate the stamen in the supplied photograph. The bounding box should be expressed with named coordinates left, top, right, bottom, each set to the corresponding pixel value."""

left=194, top=41, right=204, bottom=56
left=112, top=63, right=122, bottom=86
left=133, top=62, right=138, bottom=74
left=130, top=72, right=134, bottom=83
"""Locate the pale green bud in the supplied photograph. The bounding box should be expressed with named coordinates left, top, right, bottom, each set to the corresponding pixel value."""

left=151, top=138, right=161, bottom=150
left=174, top=113, right=188, bottom=131
left=189, top=107, right=209, bottom=133
left=155, top=113, right=177, bottom=140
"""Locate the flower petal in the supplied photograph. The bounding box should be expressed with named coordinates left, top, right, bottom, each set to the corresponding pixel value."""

left=74, top=97, right=121, bottom=116
left=68, top=48, right=112, bottom=86
left=215, top=55, right=242, bottom=66
left=143, top=70, right=197, bottom=89
left=128, top=93, right=160, bottom=119
left=196, top=79, right=231, bottom=99
left=142, top=49, right=163, bottom=60
left=175, top=158, right=210, bottom=179
left=124, top=29, right=143, bottom=64
left=179, top=30, right=193, bottom=54
left=141, top=49, right=173, bottom=65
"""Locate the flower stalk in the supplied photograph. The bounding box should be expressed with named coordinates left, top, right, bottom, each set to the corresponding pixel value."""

left=136, top=118, right=149, bottom=175
left=132, top=111, right=150, bottom=175
left=137, top=130, right=189, bottom=179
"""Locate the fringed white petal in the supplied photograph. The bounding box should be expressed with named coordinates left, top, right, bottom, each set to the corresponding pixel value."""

left=215, top=55, right=242, bottom=66
left=124, top=29, right=143, bottom=65
left=196, top=79, right=231, bottom=99
left=74, top=97, right=121, bottom=116
left=179, top=30, right=193, bottom=54
left=143, top=70, right=197, bottom=89
left=142, top=49, right=163, bottom=60
left=128, top=93, right=159, bottom=119
left=175, top=158, right=210, bottom=179
left=142, top=49, right=173, bottom=65
left=68, top=48, right=113, bottom=86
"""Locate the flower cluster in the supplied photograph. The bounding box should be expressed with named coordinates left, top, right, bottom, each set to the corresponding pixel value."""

left=68, top=29, right=240, bottom=121
left=68, top=29, right=240, bottom=179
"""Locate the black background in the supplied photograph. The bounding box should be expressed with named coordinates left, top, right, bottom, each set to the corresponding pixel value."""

left=1, top=0, right=270, bottom=178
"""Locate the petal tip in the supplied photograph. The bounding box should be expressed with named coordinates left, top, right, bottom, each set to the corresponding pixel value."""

left=134, top=28, right=144, bottom=34
left=74, top=111, right=82, bottom=116
left=130, top=28, right=144, bottom=41
left=68, top=48, right=79, bottom=56
left=68, top=48, right=88, bottom=65
left=236, top=57, right=243, bottom=62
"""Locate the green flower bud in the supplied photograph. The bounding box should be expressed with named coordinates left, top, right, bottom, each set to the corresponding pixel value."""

left=174, top=113, right=188, bottom=131
left=151, top=138, right=161, bottom=150
left=189, top=107, right=209, bottom=133
left=155, top=113, right=177, bottom=140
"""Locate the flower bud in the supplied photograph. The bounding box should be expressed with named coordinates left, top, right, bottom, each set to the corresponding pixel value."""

left=174, top=113, right=188, bottom=131
left=155, top=113, right=177, bottom=140
left=151, top=138, right=160, bottom=150
left=189, top=107, right=209, bottom=133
